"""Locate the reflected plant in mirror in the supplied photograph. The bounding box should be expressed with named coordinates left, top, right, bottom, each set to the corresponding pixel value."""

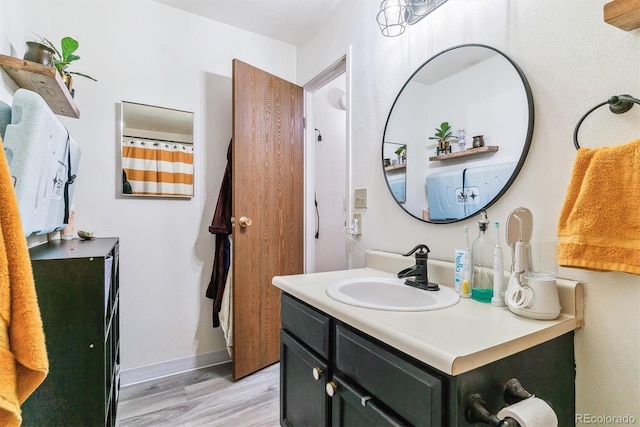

left=429, top=121, right=457, bottom=155
left=383, top=142, right=407, bottom=203
left=381, top=44, right=534, bottom=223
left=120, top=101, right=195, bottom=198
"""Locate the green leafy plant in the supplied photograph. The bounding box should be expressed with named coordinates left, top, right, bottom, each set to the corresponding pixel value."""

left=41, top=36, right=97, bottom=81
left=428, top=121, right=457, bottom=144
left=394, top=144, right=406, bottom=156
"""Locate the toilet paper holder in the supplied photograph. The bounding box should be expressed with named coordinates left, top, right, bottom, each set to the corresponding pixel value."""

left=465, top=378, right=548, bottom=427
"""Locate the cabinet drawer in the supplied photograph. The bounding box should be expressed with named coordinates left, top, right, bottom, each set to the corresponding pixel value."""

left=335, top=324, right=442, bottom=427
left=331, top=374, right=407, bottom=426
left=281, top=294, right=331, bottom=359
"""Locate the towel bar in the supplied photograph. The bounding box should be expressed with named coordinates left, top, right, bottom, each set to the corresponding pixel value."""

left=573, top=94, right=640, bottom=149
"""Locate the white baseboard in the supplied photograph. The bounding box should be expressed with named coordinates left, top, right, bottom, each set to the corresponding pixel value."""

left=119, top=350, right=232, bottom=387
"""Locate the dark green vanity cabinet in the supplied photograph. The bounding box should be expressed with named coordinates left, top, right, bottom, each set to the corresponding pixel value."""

left=22, top=238, right=120, bottom=427
left=280, top=293, right=332, bottom=426
left=280, top=293, right=575, bottom=427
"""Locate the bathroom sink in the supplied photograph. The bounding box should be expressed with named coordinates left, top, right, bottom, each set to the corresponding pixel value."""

left=326, top=277, right=460, bottom=311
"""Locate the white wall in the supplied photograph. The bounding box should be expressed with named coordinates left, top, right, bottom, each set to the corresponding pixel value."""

left=314, top=74, right=347, bottom=272
left=0, top=0, right=296, bottom=379
left=299, top=0, right=640, bottom=421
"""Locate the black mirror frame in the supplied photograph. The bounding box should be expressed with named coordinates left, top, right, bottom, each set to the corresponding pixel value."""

left=381, top=43, right=535, bottom=224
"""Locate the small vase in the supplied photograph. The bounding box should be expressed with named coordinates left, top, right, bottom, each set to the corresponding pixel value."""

left=62, top=73, right=73, bottom=92
left=472, top=135, right=485, bottom=148
left=23, top=41, right=55, bottom=67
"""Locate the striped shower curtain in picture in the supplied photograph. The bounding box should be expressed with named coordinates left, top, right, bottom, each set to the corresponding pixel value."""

left=122, top=137, right=194, bottom=196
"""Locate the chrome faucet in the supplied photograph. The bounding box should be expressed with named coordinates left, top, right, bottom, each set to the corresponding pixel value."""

left=397, top=244, right=440, bottom=291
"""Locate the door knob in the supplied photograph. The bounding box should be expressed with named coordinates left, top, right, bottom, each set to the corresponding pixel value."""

left=238, top=216, right=253, bottom=228
left=325, top=381, right=337, bottom=397
left=312, top=367, right=323, bottom=380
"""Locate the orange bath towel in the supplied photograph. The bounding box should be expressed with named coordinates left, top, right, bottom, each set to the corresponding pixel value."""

left=0, top=135, right=49, bottom=426
left=557, top=138, right=640, bottom=275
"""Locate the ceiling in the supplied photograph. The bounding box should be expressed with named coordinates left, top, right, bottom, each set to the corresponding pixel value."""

left=151, top=0, right=345, bottom=46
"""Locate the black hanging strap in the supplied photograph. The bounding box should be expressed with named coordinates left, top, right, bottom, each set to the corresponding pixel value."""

left=315, top=192, right=320, bottom=239
left=63, top=130, right=76, bottom=224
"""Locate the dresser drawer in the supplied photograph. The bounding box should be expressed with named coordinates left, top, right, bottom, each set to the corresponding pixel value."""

left=335, top=324, right=443, bottom=427
left=281, top=293, right=331, bottom=359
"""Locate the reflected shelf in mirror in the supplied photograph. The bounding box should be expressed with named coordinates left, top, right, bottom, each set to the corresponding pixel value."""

left=428, top=145, right=499, bottom=161
left=384, top=163, right=407, bottom=172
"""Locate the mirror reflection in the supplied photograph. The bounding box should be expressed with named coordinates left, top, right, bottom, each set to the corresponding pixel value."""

left=120, top=101, right=194, bottom=198
left=383, top=142, right=407, bottom=203
left=382, top=44, right=534, bottom=223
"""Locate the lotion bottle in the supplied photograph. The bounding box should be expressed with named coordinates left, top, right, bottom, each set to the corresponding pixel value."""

left=459, top=226, right=472, bottom=298
left=61, top=204, right=75, bottom=240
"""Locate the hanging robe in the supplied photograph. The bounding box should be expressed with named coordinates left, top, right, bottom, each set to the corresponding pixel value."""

left=206, top=141, right=232, bottom=327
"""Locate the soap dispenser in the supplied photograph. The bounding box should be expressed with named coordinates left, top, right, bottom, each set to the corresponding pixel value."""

left=471, top=211, right=495, bottom=302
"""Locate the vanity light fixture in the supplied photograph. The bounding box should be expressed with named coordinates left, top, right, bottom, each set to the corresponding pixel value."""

left=376, top=0, right=408, bottom=37
left=377, top=0, right=449, bottom=37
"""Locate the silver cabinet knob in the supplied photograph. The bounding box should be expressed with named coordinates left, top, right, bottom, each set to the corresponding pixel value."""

left=312, top=367, right=323, bottom=380
left=325, top=381, right=337, bottom=397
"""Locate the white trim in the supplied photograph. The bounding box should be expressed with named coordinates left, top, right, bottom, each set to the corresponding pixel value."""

left=119, top=350, right=231, bottom=386
left=344, top=46, right=354, bottom=269
left=303, top=56, right=347, bottom=91
left=303, top=94, right=317, bottom=273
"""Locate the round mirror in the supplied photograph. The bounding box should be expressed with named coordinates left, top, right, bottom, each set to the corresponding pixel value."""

left=382, top=44, right=534, bottom=223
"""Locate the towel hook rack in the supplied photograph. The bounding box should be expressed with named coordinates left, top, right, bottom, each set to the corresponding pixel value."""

left=573, top=94, right=640, bottom=149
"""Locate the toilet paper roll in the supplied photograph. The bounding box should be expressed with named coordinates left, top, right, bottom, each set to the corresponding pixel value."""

left=496, top=396, right=558, bottom=427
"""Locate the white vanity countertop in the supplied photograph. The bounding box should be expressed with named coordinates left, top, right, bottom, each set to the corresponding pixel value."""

left=272, top=251, right=583, bottom=376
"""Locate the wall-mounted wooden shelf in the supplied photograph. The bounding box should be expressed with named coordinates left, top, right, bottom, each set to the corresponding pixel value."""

left=604, top=0, right=640, bottom=31
left=429, top=145, right=499, bottom=161
left=0, top=54, right=79, bottom=118
left=384, top=163, right=406, bottom=172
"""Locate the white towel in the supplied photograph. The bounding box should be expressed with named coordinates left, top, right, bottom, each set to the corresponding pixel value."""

left=219, top=237, right=233, bottom=357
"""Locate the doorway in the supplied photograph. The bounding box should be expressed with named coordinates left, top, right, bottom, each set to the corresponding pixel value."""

left=304, top=56, right=349, bottom=273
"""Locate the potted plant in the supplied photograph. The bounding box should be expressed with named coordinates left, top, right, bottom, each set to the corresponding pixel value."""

left=429, top=121, right=457, bottom=155
left=41, top=36, right=97, bottom=91
left=394, top=144, right=406, bottom=163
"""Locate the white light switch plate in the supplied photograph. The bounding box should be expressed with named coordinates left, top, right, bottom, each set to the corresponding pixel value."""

left=355, top=188, right=367, bottom=208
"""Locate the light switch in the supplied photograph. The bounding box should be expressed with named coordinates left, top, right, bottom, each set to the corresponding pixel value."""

left=354, top=188, right=367, bottom=208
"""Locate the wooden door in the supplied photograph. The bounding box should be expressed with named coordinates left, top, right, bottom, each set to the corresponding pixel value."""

left=232, top=59, right=304, bottom=379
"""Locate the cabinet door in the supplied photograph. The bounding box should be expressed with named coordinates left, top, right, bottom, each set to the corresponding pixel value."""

left=329, top=375, right=407, bottom=427
left=22, top=258, right=105, bottom=426
left=280, top=330, right=329, bottom=427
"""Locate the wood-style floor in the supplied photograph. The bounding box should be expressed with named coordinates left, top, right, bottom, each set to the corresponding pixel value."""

left=117, top=362, right=280, bottom=426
